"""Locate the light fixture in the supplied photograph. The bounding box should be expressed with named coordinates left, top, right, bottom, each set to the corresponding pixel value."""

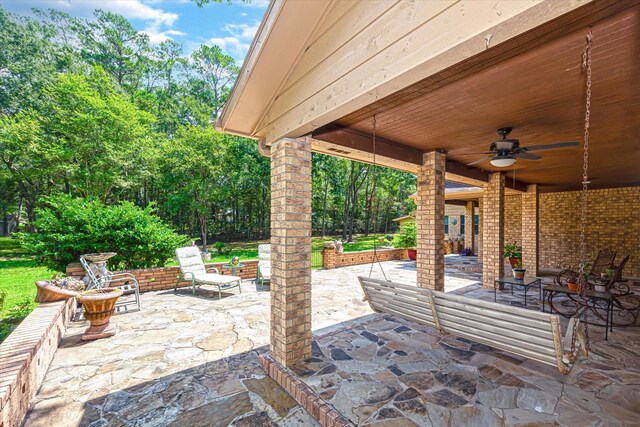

left=490, top=156, right=516, bottom=168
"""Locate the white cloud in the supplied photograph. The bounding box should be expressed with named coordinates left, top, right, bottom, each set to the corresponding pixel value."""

left=2, top=0, right=184, bottom=44
left=239, top=0, right=269, bottom=9
left=206, top=21, right=259, bottom=60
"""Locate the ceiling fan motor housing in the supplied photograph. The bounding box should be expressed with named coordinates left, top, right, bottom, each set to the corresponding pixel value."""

left=490, top=138, right=520, bottom=152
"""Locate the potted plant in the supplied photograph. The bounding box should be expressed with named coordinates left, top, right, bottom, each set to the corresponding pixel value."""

left=460, top=247, right=473, bottom=256
left=394, top=222, right=417, bottom=260
left=504, top=241, right=523, bottom=269
left=512, top=265, right=527, bottom=279
left=566, top=272, right=579, bottom=292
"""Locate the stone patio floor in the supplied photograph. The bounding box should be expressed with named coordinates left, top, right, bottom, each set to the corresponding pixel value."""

left=23, top=258, right=640, bottom=426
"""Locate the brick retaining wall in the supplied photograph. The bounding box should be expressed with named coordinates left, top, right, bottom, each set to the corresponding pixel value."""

left=322, top=247, right=407, bottom=269
left=0, top=298, right=75, bottom=427
left=66, top=260, right=259, bottom=293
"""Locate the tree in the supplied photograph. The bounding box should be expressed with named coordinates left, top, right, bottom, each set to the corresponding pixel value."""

left=40, top=68, right=156, bottom=201
left=188, top=45, right=239, bottom=120
left=79, top=10, right=150, bottom=90
left=160, top=126, right=227, bottom=252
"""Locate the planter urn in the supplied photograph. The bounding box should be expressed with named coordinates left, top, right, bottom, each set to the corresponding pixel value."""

left=567, top=282, right=579, bottom=292
left=407, top=249, right=417, bottom=261
left=77, top=288, right=123, bottom=341
left=35, top=280, right=79, bottom=303
left=512, top=268, right=526, bottom=280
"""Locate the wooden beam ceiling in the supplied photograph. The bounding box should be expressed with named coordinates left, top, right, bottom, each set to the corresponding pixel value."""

left=312, top=1, right=640, bottom=192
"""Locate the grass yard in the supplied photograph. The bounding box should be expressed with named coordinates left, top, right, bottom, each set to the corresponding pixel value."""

left=0, top=237, right=56, bottom=342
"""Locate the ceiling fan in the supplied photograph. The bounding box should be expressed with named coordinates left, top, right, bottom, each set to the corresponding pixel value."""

left=468, top=127, right=579, bottom=168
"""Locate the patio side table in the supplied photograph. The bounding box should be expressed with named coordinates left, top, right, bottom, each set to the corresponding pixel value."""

left=542, top=285, right=614, bottom=340
left=494, top=276, right=542, bottom=307
left=222, top=263, right=245, bottom=276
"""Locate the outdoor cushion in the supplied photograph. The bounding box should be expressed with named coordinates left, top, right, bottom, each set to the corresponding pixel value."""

left=258, top=264, right=271, bottom=279
left=189, top=272, right=242, bottom=286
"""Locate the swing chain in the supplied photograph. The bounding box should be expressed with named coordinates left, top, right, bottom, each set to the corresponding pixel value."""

left=570, top=29, right=593, bottom=356
left=369, top=115, right=388, bottom=281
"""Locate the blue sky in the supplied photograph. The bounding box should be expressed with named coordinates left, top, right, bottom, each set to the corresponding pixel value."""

left=0, top=0, right=268, bottom=63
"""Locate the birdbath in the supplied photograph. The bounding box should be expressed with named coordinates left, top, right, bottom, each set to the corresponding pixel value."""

left=82, top=252, right=117, bottom=286
left=76, top=288, right=123, bottom=340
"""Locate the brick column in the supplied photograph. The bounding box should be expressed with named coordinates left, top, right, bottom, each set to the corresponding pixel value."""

left=270, top=137, right=312, bottom=366
left=464, top=201, right=475, bottom=254
left=416, top=151, right=446, bottom=291
left=482, top=173, right=505, bottom=288
left=478, top=198, right=483, bottom=258
left=321, top=247, right=336, bottom=269
left=521, top=184, right=539, bottom=276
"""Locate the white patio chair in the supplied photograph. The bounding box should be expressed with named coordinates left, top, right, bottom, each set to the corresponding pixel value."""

left=80, top=255, right=141, bottom=314
left=256, top=244, right=271, bottom=291
left=174, top=246, right=242, bottom=299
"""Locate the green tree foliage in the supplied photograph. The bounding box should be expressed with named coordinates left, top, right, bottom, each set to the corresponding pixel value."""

left=22, top=194, right=187, bottom=271
left=0, top=5, right=416, bottom=257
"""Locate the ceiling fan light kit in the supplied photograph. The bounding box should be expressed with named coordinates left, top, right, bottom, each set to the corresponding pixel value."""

left=490, top=156, right=517, bottom=168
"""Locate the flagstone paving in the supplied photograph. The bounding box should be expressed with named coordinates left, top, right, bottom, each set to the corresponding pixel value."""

left=23, top=258, right=640, bottom=426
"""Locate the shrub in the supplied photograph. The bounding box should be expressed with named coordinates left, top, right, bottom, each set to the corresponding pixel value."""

left=22, top=194, right=188, bottom=271
left=393, top=222, right=417, bottom=250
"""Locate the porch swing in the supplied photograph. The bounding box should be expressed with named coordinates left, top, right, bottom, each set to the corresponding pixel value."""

left=360, top=29, right=596, bottom=374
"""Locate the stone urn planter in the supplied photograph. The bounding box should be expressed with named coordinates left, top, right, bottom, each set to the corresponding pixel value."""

left=77, top=288, right=122, bottom=341
left=35, top=280, right=79, bottom=302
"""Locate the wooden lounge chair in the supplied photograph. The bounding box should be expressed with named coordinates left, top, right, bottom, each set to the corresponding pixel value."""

left=174, top=246, right=242, bottom=299
left=359, top=276, right=587, bottom=374
left=256, top=244, right=271, bottom=290
left=80, top=255, right=140, bottom=314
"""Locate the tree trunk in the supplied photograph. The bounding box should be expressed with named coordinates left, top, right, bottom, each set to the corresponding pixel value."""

left=321, top=176, right=329, bottom=237
left=198, top=213, right=208, bottom=253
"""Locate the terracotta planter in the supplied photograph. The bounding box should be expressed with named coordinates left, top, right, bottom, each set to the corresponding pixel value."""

left=508, top=257, right=522, bottom=269
left=407, top=249, right=417, bottom=261
left=35, top=280, right=78, bottom=303
left=567, top=282, right=579, bottom=292
left=77, top=288, right=123, bottom=341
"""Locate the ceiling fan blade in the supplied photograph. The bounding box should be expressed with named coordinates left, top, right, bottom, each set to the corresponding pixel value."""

left=525, top=141, right=579, bottom=152
left=467, top=157, right=489, bottom=166
left=515, top=152, right=543, bottom=160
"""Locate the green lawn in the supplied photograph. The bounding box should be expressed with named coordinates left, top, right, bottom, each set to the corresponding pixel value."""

left=0, top=237, right=57, bottom=342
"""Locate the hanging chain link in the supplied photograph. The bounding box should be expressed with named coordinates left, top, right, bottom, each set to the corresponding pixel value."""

left=570, top=29, right=593, bottom=356
left=369, top=114, right=389, bottom=281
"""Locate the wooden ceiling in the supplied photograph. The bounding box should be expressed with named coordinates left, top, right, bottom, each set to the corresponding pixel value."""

left=313, top=2, right=640, bottom=192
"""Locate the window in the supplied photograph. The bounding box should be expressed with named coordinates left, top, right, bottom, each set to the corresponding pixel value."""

left=460, top=215, right=465, bottom=234
left=444, top=216, right=449, bottom=234
left=474, top=215, right=479, bottom=235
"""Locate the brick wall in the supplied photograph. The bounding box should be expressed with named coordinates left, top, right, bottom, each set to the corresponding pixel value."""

left=322, top=247, right=407, bottom=269
left=66, top=260, right=259, bottom=293
left=504, top=195, right=522, bottom=245
left=0, top=298, right=75, bottom=427
left=538, top=187, right=640, bottom=277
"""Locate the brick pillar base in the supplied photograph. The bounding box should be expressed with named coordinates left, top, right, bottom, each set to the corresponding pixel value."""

left=464, top=201, right=475, bottom=254
left=482, top=173, right=505, bottom=288
left=270, top=138, right=312, bottom=366
left=322, top=247, right=336, bottom=269
left=522, top=184, right=539, bottom=276
left=416, top=151, right=445, bottom=291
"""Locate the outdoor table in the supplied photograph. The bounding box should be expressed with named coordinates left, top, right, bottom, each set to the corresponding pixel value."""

left=542, top=285, right=614, bottom=340
left=494, top=276, right=542, bottom=307
left=222, top=263, right=245, bottom=276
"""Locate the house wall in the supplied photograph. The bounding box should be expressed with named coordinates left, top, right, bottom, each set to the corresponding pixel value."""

left=503, top=187, right=639, bottom=277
